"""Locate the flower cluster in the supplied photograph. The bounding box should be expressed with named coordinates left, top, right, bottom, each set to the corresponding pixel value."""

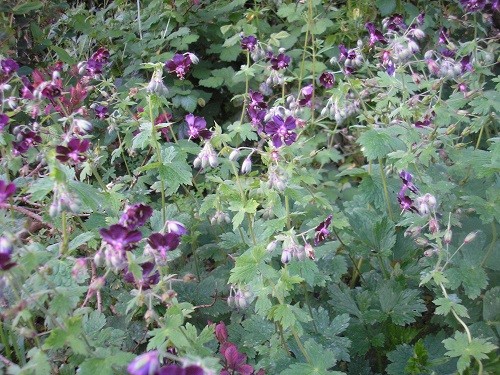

left=193, top=142, right=218, bottom=169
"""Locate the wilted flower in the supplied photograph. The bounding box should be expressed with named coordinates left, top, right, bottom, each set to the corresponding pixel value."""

left=56, top=138, right=91, bottom=164
left=264, top=115, right=297, bottom=148
left=315, top=214, right=332, bottom=246
left=0, top=180, right=16, bottom=204
left=123, top=262, right=160, bottom=289
left=241, top=35, right=258, bottom=51
left=0, top=237, right=16, bottom=271
left=185, top=113, right=212, bottom=140
left=127, top=351, right=160, bottom=375
left=318, top=72, right=335, bottom=88
left=165, top=53, right=192, bottom=80
left=119, top=203, right=153, bottom=230
left=99, top=224, right=142, bottom=252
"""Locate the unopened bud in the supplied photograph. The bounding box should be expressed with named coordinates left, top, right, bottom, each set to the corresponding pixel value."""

left=415, top=237, right=428, bottom=246
left=429, top=218, right=439, bottom=234
left=183, top=273, right=197, bottom=282
left=94, top=251, right=105, bottom=267
left=241, top=156, right=252, bottom=174
left=229, top=149, right=240, bottom=161
left=463, top=231, right=477, bottom=244
left=266, top=240, right=277, bottom=252
left=304, top=243, right=315, bottom=260
left=162, top=289, right=177, bottom=301
left=444, top=228, right=452, bottom=244
left=281, top=249, right=292, bottom=264
left=144, top=309, right=156, bottom=323
left=404, top=226, right=421, bottom=238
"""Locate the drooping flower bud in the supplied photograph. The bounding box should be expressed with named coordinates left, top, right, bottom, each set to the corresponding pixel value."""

left=463, top=231, right=477, bottom=244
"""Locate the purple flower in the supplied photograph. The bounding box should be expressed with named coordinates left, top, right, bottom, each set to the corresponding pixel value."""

left=399, top=170, right=419, bottom=194
left=315, top=214, right=332, bottom=246
left=12, top=130, right=42, bottom=155
left=123, top=262, right=160, bottom=289
left=166, top=220, right=188, bottom=236
left=91, top=47, right=110, bottom=63
left=398, top=191, right=418, bottom=213
left=460, top=0, right=487, bottom=12
left=241, top=35, right=258, bottom=51
left=264, top=115, right=297, bottom=148
left=165, top=54, right=192, bottom=80
left=86, top=59, right=104, bottom=76
left=0, top=113, right=9, bottom=131
left=383, top=14, right=406, bottom=32
left=365, top=22, right=386, bottom=46
left=220, top=343, right=254, bottom=375
left=215, top=321, right=228, bottom=343
left=0, top=237, right=16, bottom=271
left=148, top=232, right=180, bottom=258
left=338, top=44, right=356, bottom=61
left=94, top=104, right=108, bottom=119
left=40, top=82, right=62, bottom=99
left=247, top=106, right=266, bottom=131
left=438, top=28, right=449, bottom=44
left=298, top=84, right=314, bottom=107
left=248, top=90, right=267, bottom=110
left=185, top=113, right=212, bottom=140
left=119, top=204, right=153, bottom=230
left=270, top=53, right=291, bottom=70
left=386, top=61, right=396, bottom=76
left=99, top=224, right=142, bottom=252
left=460, top=55, right=473, bottom=73
left=0, top=59, right=19, bottom=75
left=56, top=138, right=90, bottom=164
left=127, top=351, right=160, bottom=375
left=318, top=72, right=335, bottom=88
left=158, top=365, right=204, bottom=375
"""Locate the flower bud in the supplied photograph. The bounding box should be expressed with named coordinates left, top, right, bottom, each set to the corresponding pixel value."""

left=429, top=218, right=439, bottom=234
left=90, top=276, right=105, bottom=291
left=241, top=156, right=252, bottom=174
left=266, top=240, right=277, bottom=252
left=215, top=322, right=228, bottom=343
left=463, top=231, right=477, bottom=244
left=415, top=237, right=428, bottom=246
left=304, top=243, right=315, bottom=260
left=444, top=228, right=452, bottom=244
left=229, top=149, right=240, bottom=161
left=94, top=250, right=105, bottom=267
left=281, top=249, right=292, bottom=264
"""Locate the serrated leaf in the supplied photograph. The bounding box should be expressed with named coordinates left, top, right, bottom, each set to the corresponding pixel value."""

left=378, top=281, right=426, bottom=325
left=434, top=295, right=469, bottom=318
left=68, top=232, right=95, bottom=252
left=357, top=128, right=406, bottom=161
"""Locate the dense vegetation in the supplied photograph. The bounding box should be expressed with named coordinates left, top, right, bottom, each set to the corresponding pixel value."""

left=0, top=0, right=499, bottom=374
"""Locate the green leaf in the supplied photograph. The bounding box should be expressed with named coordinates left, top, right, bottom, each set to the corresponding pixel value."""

left=378, top=281, right=426, bottom=325
left=376, top=0, right=396, bottom=16
left=483, top=286, right=500, bottom=323
left=443, top=331, right=498, bottom=374
left=26, top=348, right=51, bottom=375
left=281, top=339, right=344, bottom=374
left=12, top=1, right=43, bottom=14
left=445, top=265, right=489, bottom=300
left=434, top=295, right=469, bottom=318
left=357, top=128, right=406, bottom=161
left=51, top=46, right=76, bottom=65
left=132, top=122, right=153, bottom=150
left=68, top=232, right=95, bottom=252
left=229, top=246, right=266, bottom=284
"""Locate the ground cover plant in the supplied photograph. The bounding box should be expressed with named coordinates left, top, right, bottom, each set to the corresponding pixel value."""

left=0, top=0, right=499, bottom=374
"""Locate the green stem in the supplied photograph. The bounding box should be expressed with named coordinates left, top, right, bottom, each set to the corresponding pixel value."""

left=0, top=322, right=12, bottom=360
left=302, top=283, right=318, bottom=333
left=92, top=166, right=107, bottom=191
left=292, top=328, right=312, bottom=364
left=277, top=323, right=291, bottom=356
left=285, top=195, right=291, bottom=230
left=60, top=211, right=68, bottom=256
left=481, top=221, right=497, bottom=267
left=239, top=51, right=250, bottom=126
left=378, top=158, right=394, bottom=221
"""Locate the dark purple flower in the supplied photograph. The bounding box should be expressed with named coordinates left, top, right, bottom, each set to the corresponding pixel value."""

left=20, top=76, right=35, bottom=99
left=86, top=58, right=104, bottom=76
left=123, top=262, right=160, bottom=289
left=166, top=220, right=188, bottom=236
left=127, top=351, right=160, bottom=375
left=414, top=112, right=435, bottom=128
left=247, top=106, right=266, bottom=131
left=0, top=114, right=9, bottom=131
left=241, top=35, right=258, bottom=51
left=165, top=54, right=192, bottom=80
left=338, top=44, right=356, bottom=61
left=40, top=82, right=62, bottom=99
left=460, top=0, right=487, bottom=12
left=397, top=191, right=418, bottom=213
left=91, top=47, right=110, bottom=63
left=1, top=59, right=19, bottom=76
left=158, top=365, right=204, bottom=375
left=265, top=115, right=297, bottom=148
left=148, top=232, right=180, bottom=258
left=12, top=130, right=42, bottom=155
left=0, top=237, right=16, bottom=271
left=298, top=84, right=314, bottom=107
left=383, top=14, right=406, bottom=32
left=399, top=170, right=419, bottom=194
left=460, top=55, right=473, bottom=73
left=100, top=224, right=142, bottom=252
left=119, top=204, right=153, bottom=230
left=438, top=28, right=449, bottom=44
left=0, top=180, right=16, bottom=204
left=248, top=90, right=267, bottom=110
left=315, top=214, right=332, bottom=246
left=56, top=138, right=90, bottom=163
left=185, top=113, right=211, bottom=140
left=94, top=104, right=108, bottom=119
left=319, top=72, right=335, bottom=88
left=365, top=22, right=387, bottom=46
left=220, top=343, right=254, bottom=375
left=270, top=53, right=291, bottom=70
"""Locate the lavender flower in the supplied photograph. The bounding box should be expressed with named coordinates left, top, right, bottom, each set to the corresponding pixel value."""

left=0, top=237, right=16, bottom=271
left=99, top=224, right=142, bottom=252
left=264, top=115, right=297, bottom=148
left=123, top=262, right=160, bottom=289
left=56, top=138, right=91, bottom=164
left=165, top=53, right=192, bottom=80
left=318, top=72, right=335, bottom=89
left=119, top=203, right=153, bottom=230
left=270, top=53, right=291, bottom=70
left=315, top=214, right=332, bottom=246
left=127, top=351, right=160, bottom=375
left=185, top=114, right=212, bottom=140
left=0, top=180, right=16, bottom=204
left=241, top=35, right=258, bottom=51
left=166, top=220, right=188, bottom=236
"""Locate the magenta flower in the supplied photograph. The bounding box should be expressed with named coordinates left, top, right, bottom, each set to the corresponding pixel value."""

left=119, top=204, right=153, bottom=230
left=56, top=138, right=90, bottom=164
left=0, top=180, right=16, bottom=204
left=123, top=262, right=160, bottom=289
left=165, top=54, right=192, bottom=80
left=0, top=58, right=19, bottom=76
left=220, top=343, right=254, bottom=375
left=241, top=35, right=258, bottom=51
left=215, top=321, right=229, bottom=343
left=319, top=72, right=335, bottom=88
left=99, top=224, right=142, bottom=252
left=158, top=365, right=204, bottom=375
left=270, top=53, right=291, bottom=70
left=12, top=130, right=42, bottom=155
left=265, top=115, right=297, bottom=148
left=315, top=214, right=332, bottom=246
left=185, top=113, right=212, bottom=140
left=0, top=237, right=16, bottom=271
left=127, top=351, right=160, bottom=375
